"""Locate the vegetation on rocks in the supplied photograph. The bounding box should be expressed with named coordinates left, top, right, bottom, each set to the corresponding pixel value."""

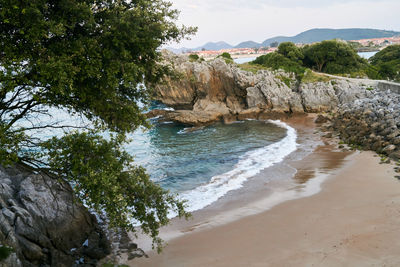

left=250, top=51, right=305, bottom=80
left=369, top=45, right=400, bottom=82
left=0, top=0, right=195, bottom=251
left=189, top=54, right=200, bottom=62
left=217, top=52, right=234, bottom=64
left=248, top=40, right=389, bottom=82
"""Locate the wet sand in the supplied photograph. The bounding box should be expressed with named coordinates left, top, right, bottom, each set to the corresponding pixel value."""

left=131, top=116, right=400, bottom=266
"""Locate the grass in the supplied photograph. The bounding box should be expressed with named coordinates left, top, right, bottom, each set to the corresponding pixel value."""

left=301, top=70, right=333, bottom=83
left=237, top=63, right=269, bottom=74
left=276, top=75, right=293, bottom=87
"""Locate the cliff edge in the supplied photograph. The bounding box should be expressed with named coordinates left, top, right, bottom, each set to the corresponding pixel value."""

left=148, top=50, right=379, bottom=125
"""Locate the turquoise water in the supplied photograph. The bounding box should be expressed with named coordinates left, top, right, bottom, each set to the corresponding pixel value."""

left=16, top=102, right=296, bottom=211
left=125, top=114, right=298, bottom=212
left=126, top=119, right=287, bottom=193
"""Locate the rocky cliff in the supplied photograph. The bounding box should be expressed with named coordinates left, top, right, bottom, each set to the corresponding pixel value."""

left=0, top=164, right=110, bottom=267
left=149, top=50, right=379, bottom=125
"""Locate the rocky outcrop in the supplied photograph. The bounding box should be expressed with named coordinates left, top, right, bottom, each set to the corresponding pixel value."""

left=0, top=164, right=110, bottom=266
left=149, top=50, right=378, bottom=125
left=330, top=89, right=400, bottom=159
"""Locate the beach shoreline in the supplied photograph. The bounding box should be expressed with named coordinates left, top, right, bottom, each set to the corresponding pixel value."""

left=130, top=114, right=400, bottom=266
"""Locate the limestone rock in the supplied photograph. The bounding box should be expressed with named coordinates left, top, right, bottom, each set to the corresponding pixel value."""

left=152, top=50, right=379, bottom=125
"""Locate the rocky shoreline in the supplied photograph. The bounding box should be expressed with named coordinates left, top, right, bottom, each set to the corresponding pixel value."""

left=150, top=50, right=400, bottom=161
left=2, top=50, right=400, bottom=266
left=330, top=89, right=400, bottom=161
left=147, top=50, right=381, bottom=126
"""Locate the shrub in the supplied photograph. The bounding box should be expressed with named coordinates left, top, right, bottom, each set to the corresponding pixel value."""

left=370, top=45, right=400, bottom=81
left=303, top=40, right=367, bottom=74
left=188, top=54, right=200, bottom=62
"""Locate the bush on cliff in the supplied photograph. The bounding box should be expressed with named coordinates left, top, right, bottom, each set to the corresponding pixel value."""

left=277, top=42, right=304, bottom=64
left=250, top=40, right=369, bottom=80
left=0, top=0, right=196, bottom=251
left=370, top=45, right=400, bottom=82
left=189, top=54, right=200, bottom=61
left=217, top=52, right=234, bottom=64
left=302, top=40, right=367, bottom=74
left=251, top=52, right=305, bottom=79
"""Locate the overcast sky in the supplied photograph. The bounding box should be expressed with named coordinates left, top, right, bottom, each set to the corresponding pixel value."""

left=167, top=0, right=400, bottom=48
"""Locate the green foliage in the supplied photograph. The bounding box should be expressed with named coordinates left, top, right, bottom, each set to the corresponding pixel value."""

left=41, top=132, right=189, bottom=251
left=237, top=63, right=268, bottom=74
left=251, top=40, right=368, bottom=83
left=0, top=245, right=13, bottom=261
left=188, top=54, right=200, bottom=62
left=301, top=69, right=333, bottom=83
left=217, top=52, right=233, bottom=64
left=251, top=52, right=305, bottom=79
left=302, top=40, right=367, bottom=74
left=276, top=75, right=293, bottom=87
left=0, top=0, right=196, bottom=251
left=277, top=42, right=304, bottom=64
left=218, top=52, right=233, bottom=60
left=370, top=45, right=400, bottom=81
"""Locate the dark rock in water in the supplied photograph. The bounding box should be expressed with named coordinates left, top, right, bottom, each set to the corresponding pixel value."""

left=145, top=109, right=170, bottom=119
left=315, top=114, right=330, bottom=124
left=0, top=164, right=110, bottom=266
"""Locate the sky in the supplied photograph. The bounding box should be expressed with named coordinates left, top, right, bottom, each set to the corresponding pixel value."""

left=167, top=0, right=400, bottom=48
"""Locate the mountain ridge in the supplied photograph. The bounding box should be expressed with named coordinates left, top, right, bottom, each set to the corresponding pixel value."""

left=166, top=28, right=400, bottom=53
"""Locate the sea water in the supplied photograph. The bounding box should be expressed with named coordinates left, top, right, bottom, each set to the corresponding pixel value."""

left=15, top=102, right=298, bottom=213
left=125, top=109, right=297, bottom=212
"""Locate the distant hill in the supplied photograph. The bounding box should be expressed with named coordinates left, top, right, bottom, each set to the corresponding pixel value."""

left=261, top=28, right=400, bottom=46
left=235, top=41, right=261, bottom=48
left=166, top=28, right=400, bottom=53
left=194, top=41, right=233, bottom=51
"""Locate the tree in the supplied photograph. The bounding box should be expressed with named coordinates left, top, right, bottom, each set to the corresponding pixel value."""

left=0, top=0, right=196, bottom=250
left=303, top=40, right=367, bottom=74
left=277, top=42, right=304, bottom=64
left=251, top=52, right=305, bottom=79
left=370, top=45, right=400, bottom=81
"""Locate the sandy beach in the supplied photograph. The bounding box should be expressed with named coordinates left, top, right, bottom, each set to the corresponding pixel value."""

left=131, top=116, right=400, bottom=267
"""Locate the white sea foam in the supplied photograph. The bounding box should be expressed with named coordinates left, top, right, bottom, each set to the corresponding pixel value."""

left=177, top=120, right=298, bottom=213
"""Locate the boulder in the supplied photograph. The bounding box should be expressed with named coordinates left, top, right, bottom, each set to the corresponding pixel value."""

left=0, top=164, right=110, bottom=266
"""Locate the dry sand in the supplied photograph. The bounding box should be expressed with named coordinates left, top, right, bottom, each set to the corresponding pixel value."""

left=129, top=115, right=400, bottom=266
left=133, top=151, right=400, bottom=267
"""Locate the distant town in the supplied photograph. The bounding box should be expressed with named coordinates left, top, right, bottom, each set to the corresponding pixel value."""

left=184, top=36, right=400, bottom=60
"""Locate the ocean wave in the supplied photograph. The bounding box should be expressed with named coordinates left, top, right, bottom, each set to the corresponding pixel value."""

left=177, top=120, right=298, bottom=213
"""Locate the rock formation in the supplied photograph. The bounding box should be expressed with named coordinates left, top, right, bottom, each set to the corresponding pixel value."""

left=330, top=89, right=400, bottom=160
left=148, top=50, right=379, bottom=125
left=0, top=164, right=110, bottom=266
